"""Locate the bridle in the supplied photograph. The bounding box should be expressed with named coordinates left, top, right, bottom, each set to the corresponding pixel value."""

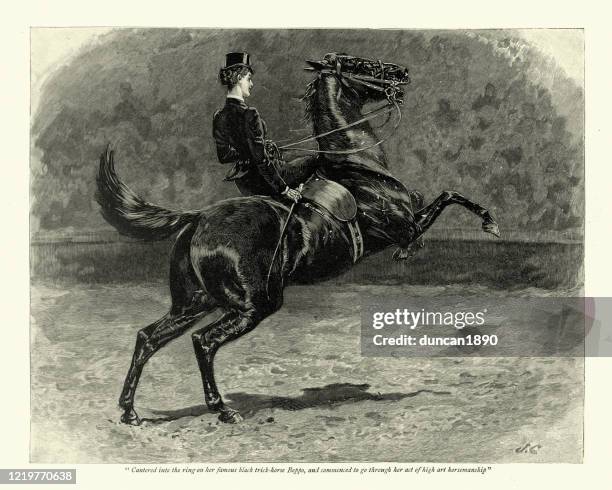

left=321, top=57, right=405, bottom=98
left=275, top=58, right=408, bottom=156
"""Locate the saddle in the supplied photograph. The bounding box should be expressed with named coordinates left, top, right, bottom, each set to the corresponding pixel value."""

left=301, top=171, right=357, bottom=221
left=300, top=172, right=363, bottom=262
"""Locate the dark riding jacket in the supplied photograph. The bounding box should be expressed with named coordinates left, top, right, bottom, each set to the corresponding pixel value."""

left=212, top=97, right=286, bottom=195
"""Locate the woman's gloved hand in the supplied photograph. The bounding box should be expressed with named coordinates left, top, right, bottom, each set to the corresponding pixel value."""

left=264, top=139, right=279, bottom=157
left=282, top=186, right=302, bottom=203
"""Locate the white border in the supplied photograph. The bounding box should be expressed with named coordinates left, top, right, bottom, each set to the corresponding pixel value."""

left=2, top=1, right=611, bottom=488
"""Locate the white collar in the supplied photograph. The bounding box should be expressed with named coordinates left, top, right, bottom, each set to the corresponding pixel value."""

left=226, top=94, right=245, bottom=102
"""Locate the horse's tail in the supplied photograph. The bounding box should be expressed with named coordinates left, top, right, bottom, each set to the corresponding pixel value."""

left=95, top=146, right=200, bottom=241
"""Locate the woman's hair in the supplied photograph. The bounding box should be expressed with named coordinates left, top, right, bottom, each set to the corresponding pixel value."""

left=218, top=66, right=252, bottom=89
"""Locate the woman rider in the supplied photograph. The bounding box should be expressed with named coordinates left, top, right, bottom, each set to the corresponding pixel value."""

left=212, top=52, right=307, bottom=202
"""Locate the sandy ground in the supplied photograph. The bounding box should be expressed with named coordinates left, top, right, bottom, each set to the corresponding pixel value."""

left=30, top=281, right=583, bottom=463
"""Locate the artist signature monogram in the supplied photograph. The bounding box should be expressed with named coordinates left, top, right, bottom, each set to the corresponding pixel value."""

left=515, top=443, right=542, bottom=454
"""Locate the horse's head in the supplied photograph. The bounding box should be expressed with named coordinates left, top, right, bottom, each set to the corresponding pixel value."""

left=305, top=52, right=410, bottom=104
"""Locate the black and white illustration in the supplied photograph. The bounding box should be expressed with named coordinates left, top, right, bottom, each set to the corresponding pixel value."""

left=30, top=28, right=584, bottom=463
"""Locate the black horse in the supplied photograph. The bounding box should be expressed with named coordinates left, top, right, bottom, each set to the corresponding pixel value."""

left=96, top=53, right=499, bottom=425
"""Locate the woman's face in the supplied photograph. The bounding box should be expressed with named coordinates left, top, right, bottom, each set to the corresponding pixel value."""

left=237, top=72, right=253, bottom=98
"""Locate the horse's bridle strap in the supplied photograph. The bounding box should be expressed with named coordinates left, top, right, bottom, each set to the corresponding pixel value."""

left=315, top=68, right=398, bottom=91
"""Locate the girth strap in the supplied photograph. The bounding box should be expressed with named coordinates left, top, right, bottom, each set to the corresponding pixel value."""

left=347, top=219, right=364, bottom=263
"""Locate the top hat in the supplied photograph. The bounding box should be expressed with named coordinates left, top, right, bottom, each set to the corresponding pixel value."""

left=224, top=52, right=253, bottom=72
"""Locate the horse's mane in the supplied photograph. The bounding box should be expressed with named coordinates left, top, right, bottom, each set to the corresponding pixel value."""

left=300, top=74, right=396, bottom=177
left=301, top=77, right=319, bottom=123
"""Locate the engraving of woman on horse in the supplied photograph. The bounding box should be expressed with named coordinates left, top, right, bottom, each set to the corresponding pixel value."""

left=96, top=51, right=500, bottom=425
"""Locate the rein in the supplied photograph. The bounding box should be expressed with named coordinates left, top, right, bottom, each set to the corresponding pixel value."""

left=278, top=100, right=401, bottom=155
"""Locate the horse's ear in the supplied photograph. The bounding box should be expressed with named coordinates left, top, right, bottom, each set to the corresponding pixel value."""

left=305, top=60, right=327, bottom=71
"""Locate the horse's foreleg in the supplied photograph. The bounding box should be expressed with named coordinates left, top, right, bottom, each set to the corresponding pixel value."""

left=415, top=190, right=500, bottom=237
left=118, top=308, right=208, bottom=425
left=191, top=310, right=263, bottom=424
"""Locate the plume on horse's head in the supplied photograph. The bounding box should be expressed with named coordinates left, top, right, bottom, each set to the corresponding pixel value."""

left=305, top=52, right=410, bottom=85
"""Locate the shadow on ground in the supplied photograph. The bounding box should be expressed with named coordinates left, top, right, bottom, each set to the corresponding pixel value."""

left=145, top=383, right=451, bottom=423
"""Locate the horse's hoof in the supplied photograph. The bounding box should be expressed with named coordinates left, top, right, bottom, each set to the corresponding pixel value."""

left=482, top=220, right=500, bottom=238
left=120, top=408, right=141, bottom=426
left=218, top=408, right=243, bottom=424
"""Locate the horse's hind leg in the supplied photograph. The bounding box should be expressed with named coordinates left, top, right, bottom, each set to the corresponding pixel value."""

left=191, top=309, right=265, bottom=424
left=188, top=204, right=285, bottom=423
left=119, top=223, right=216, bottom=425
left=415, top=190, right=500, bottom=237
left=118, top=303, right=213, bottom=425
